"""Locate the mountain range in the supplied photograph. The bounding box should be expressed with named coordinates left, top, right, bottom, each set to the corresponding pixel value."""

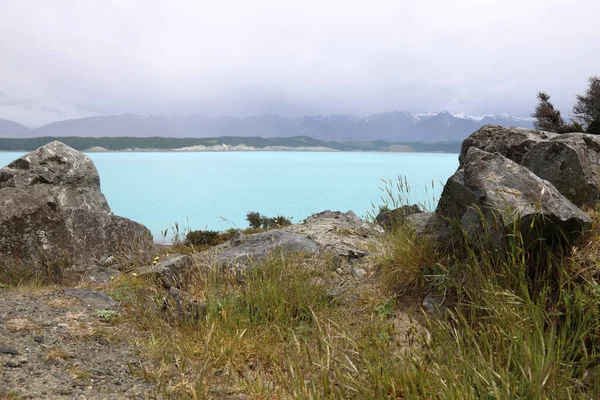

left=0, top=111, right=533, bottom=142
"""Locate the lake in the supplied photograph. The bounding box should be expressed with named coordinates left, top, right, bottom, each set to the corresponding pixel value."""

left=0, top=151, right=458, bottom=241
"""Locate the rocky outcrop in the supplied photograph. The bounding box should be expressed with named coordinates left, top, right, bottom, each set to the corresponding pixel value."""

left=459, top=125, right=600, bottom=207
left=216, top=230, right=319, bottom=266
left=0, top=141, right=110, bottom=212
left=406, top=212, right=457, bottom=249
left=0, top=141, right=152, bottom=271
left=520, top=134, right=600, bottom=207
left=208, top=210, right=380, bottom=269
left=437, top=147, right=591, bottom=247
left=288, top=210, right=380, bottom=260
left=376, top=204, right=423, bottom=231
left=458, top=125, right=555, bottom=165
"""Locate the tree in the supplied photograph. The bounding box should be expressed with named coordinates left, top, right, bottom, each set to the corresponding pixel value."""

left=573, top=76, right=600, bottom=134
left=559, top=120, right=585, bottom=134
left=531, top=92, right=565, bottom=133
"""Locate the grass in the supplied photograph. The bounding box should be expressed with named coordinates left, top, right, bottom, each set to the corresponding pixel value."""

left=113, top=208, right=600, bottom=398
left=3, top=179, right=600, bottom=398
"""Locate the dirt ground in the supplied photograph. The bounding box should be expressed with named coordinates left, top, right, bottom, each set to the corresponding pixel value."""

left=0, top=286, right=154, bottom=400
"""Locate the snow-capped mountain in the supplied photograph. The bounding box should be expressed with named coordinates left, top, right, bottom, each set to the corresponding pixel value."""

left=0, top=111, right=533, bottom=141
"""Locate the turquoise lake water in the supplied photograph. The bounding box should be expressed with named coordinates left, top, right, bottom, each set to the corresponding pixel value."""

left=0, top=151, right=458, bottom=241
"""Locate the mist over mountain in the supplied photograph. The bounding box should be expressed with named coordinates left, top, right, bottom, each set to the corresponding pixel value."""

left=0, top=111, right=533, bottom=141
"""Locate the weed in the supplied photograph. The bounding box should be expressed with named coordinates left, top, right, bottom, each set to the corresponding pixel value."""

left=94, top=309, right=119, bottom=322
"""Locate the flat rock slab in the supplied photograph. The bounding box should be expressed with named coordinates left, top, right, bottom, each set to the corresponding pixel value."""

left=217, top=230, right=319, bottom=266
left=287, top=210, right=380, bottom=260
left=63, top=288, right=118, bottom=309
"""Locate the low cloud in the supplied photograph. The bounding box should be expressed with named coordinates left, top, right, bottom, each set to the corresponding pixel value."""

left=1, top=0, right=598, bottom=126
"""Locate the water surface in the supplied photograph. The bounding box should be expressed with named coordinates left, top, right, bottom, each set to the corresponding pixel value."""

left=0, top=151, right=458, bottom=240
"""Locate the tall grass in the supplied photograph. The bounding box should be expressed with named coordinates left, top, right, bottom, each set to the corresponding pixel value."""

left=366, top=176, right=439, bottom=221
left=110, top=179, right=600, bottom=398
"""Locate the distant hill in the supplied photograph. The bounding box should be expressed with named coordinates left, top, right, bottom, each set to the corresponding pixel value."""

left=0, top=111, right=533, bottom=141
left=0, top=136, right=462, bottom=153
left=0, top=118, right=32, bottom=138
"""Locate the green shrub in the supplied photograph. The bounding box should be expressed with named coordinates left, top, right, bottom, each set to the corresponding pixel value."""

left=246, top=211, right=262, bottom=229
left=247, top=211, right=292, bottom=229
left=185, top=229, right=220, bottom=246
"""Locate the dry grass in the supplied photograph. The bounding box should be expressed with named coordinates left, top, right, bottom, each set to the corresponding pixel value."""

left=45, top=346, right=72, bottom=362
left=104, top=250, right=414, bottom=399
left=107, top=205, right=600, bottom=399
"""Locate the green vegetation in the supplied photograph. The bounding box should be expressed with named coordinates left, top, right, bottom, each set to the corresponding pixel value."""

left=533, top=75, right=600, bottom=134
left=185, top=229, right=220, bottom=246
left=5, top=178, right=600, bottom=397
left=91, top=200, right=599, bottom=398
left=0, top=135, right=462, bottom=153
left=246, top=211, right=292, bottom=229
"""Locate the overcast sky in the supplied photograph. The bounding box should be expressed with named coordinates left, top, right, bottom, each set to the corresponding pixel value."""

left=1, top=0, right=598, bottom=126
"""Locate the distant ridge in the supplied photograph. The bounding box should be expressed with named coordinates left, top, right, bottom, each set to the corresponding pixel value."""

left=0, top=118, right=32, bottom=138
left=0, top=136, right=462, bottom=153
left=0, top=111, right=533, bottom=141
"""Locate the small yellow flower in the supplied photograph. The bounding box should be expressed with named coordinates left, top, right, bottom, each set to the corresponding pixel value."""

left=110, top=276, right=115, bottom=280
left=154, top=256, right=160, bottom=261
left=132, top=272, right=138, bottom=277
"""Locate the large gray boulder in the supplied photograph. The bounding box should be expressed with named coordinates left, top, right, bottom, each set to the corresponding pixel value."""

left=406, top=212, right=457, bottom=249
left=216, top=230, right=319, bottom=266
left=460, top=125, right=600, bottom=207
left=0, top=141, right=110, bottom=212
left=437, top=147, right=591, bottom=247
left=520, top=134, right=600, bottom=207
left=458, top=125, right=555, bottom=165
left=0, top=142, right=152, bottom=271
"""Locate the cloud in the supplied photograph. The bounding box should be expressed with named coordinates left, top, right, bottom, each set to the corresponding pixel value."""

left=1, top=0, right=599, bottom=126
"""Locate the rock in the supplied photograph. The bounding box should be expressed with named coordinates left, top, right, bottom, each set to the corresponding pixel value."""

left=83, top=268, right=122, bottom=284
left=102, top=255, right=117, bottom=266
left=230, top=230, right=248, bottom=247
left=521, top=134, right=600, bottom=207
left=375, top=204, right=423, bottom=230
left=0, top=140, right=111, bottom=212
left=33, top=336, right=44, bottom=344
left=304, top=210, right=372, bottom=231
left=437, top=147, right=591, bottom=247
left=459, top=125, right=556, bottom=165
left=63, top=288, right=118, bottom=309
left=422, top=294, right=445, bottom=315
left=5, top=360, right=20, bottom=368
left=167, top=287, right=206, bottom=322
left=0, top=142, right=153, bottom=272
left=406, top=212, right=458, bottom=249
left=287, top=210, right=378, bottom=261
left=351, top=267, right=366, bottom=279
left=460, top=125, right=600, bottom=207
left=0, top=346, right=20, bottom=355
left=139, top=254, right=193, bottom=288
left=217, top=230, right=319, bottom=266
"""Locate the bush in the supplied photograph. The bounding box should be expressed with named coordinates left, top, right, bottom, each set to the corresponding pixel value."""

left=246, top=212, right=263, bottom=229
left=246, top=211, right=292, bottom=229
left=185, top=229, right=220, bottom=246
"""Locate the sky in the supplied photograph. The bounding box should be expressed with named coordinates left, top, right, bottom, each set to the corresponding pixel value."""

left=0, top=0, right=599, bottom=127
